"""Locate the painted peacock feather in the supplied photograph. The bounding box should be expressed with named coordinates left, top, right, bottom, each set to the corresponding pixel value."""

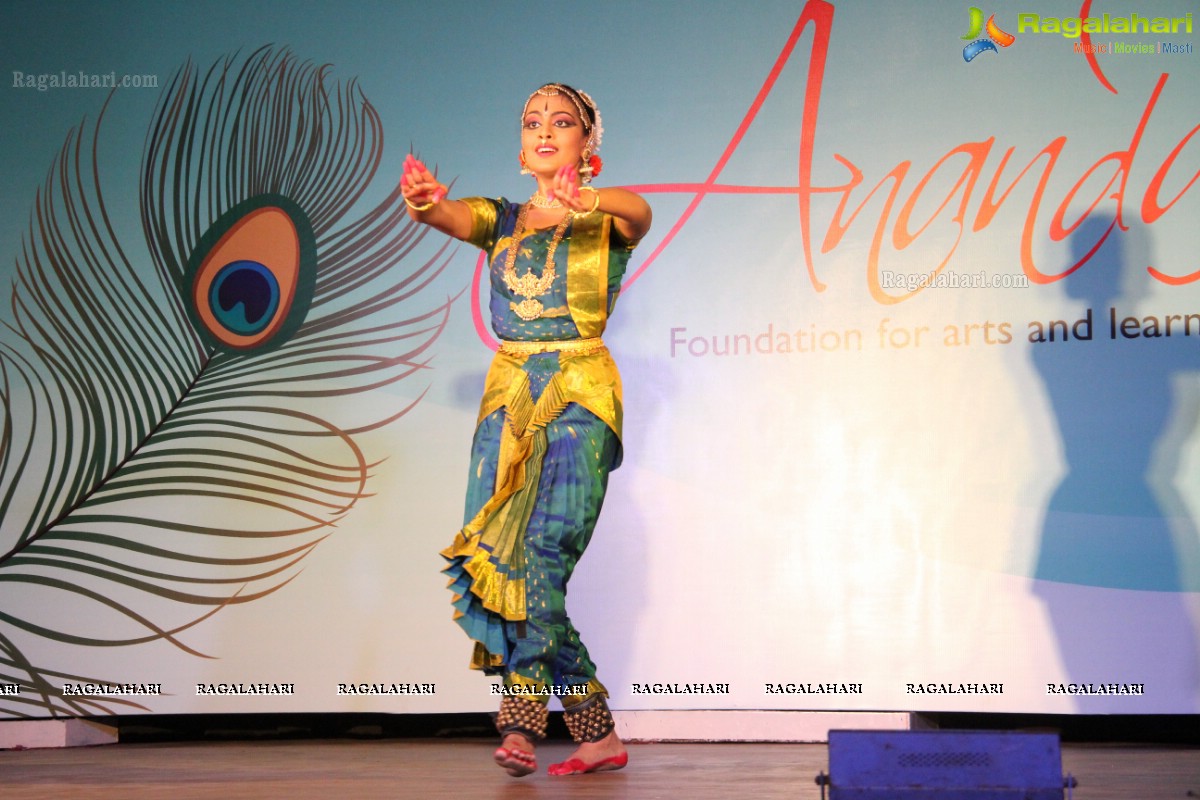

left=0, top=46, right=453, bottom=717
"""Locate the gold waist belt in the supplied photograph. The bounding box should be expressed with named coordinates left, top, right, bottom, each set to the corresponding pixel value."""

left=498, top=337, right=606, bottom=356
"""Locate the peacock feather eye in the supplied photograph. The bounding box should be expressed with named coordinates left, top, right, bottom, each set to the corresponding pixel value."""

left=184, top=193, right=317, bottom=352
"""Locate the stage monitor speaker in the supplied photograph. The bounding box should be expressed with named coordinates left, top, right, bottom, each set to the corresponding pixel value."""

left=816, top=729, right=1076, bottom=799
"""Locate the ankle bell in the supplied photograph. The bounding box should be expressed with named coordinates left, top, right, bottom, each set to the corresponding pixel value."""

left=561, top=693, right=616, bottom=743
left=496, top=696, right=549, bottom=741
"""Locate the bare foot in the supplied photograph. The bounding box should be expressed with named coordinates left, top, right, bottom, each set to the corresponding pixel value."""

left=493, top=732, right=536, bottom=777
left=547, top=730, right=628, bottom=776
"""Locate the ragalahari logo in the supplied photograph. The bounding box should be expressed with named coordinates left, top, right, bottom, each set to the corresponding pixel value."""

left=962, top=7, right=1016, bottom=61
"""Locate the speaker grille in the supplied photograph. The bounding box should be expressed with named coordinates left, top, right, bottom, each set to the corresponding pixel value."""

left=897, top=751, right=992, bottom=769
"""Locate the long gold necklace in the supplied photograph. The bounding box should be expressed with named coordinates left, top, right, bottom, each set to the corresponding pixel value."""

left=502, top=201, right=570, bottom=321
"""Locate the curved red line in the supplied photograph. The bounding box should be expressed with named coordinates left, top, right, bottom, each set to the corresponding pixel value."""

left=1147, top=265, right=1200, bottom=286
left=622, top=182, right=845, bottom=195
left=621, top=2, right=831, bottom=291
left=1079, top=0, right=1117, bottom=94
left=470, top=251, right=500, bottom=351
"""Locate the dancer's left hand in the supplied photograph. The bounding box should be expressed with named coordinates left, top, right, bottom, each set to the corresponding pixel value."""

left=549, top=165, right=595, bottom=215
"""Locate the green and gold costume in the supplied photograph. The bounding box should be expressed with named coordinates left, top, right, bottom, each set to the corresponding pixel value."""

left=441, top=197, right=635, bottom=705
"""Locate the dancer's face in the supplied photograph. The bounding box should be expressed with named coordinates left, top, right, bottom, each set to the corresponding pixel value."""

left=521, top=92, right=588, bottom=180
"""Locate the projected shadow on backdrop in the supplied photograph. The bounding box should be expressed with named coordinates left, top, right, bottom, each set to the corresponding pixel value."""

left=1031, top=214, right=1200, bottom=709
left=0, top=47, right=453, bottom=717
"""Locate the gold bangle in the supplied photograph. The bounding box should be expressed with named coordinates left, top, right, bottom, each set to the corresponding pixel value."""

left=575, top=186, right=601, bottom=216
left=405, top=197, right=435, bottom=212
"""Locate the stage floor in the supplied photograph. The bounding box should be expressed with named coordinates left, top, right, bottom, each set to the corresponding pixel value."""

left=2, top=739, right=1197, bottom=799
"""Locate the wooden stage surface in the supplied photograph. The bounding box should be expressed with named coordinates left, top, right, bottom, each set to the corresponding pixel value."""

left=2, top=739, right=1198, bottom=799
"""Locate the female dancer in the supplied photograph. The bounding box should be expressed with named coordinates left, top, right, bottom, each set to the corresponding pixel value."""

left=401, top=83, right=651, bottom=777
